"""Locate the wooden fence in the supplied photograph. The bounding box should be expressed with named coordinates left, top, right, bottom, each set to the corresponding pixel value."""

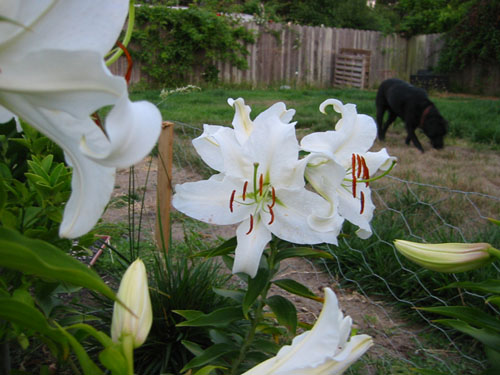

left=112, top=22, right=443, bottom=89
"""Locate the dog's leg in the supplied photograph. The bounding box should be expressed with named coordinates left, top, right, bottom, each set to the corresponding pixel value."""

left=405, top=126, right=424, bottom=152
left=379, top=111, right=397, bottom=140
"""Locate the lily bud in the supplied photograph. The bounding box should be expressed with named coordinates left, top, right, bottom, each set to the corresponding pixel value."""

left=394, top=240, right=494, bottom=273
left=111, top=259, right=152, bottom=348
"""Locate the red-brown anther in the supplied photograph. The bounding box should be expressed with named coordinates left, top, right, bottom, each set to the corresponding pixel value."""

left=352, top=176, right=357, bottom=198
left=269, top=186, right=276, bottom=208
left=242, top=181, right=248, bottom=201
left=361, top=157, right=370, bottom=186
left=246, top=214, right=254, bottom=235
left=351, top=154, right=356, bottom=181
left=259, top=174, right=263, bottom=196
left=267, top=205, right=275, bottom=225
left=356, top=154, right=362, bottom=178
left=360, top=191, right=365, bottom=214
left=117, top=41, right=133, bottom=85
left=229, top=190, right=236, bottom=212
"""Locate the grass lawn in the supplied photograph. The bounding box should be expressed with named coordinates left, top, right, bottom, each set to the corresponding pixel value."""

left=132, top=87, right=500, bottom=148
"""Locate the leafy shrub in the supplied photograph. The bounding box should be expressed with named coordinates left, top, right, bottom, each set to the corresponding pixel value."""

left=132, top=6, right=255, bottom=87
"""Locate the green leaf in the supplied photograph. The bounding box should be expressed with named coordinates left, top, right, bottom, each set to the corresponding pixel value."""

left=181, top=340, right=205, bottom=356
left=272, top=278, right=322, bottom=301
left=486, top=296, right=500, bottom=308
left=266, top=295, right=297, bottom=335
left=176, top=306, right=244, bottom=328
left=173, top=310, right=205, bottom=321
left=419, top=306, right=500, bottom=332
left=274, top=247, right=333, bottom=263
left=439, top=280, right=500, bottom=294
left=56, top=325, right=104, bottom=375
left=0, top=227, right=116, bottom=302
left=193, top=236, right=237, bottom=258
left=435, top=319, right=500, bottom=352
left=99, top=346, right=128, bottom=375
left=242, top=268, right=269, bottom=318
left=0, top=297, right=66, bottom=344
left=410, top=369, right=448, bottom=375
left=181, top=343, right=237, bottom=372
left=213, top=287, right=244, bottom=303
left=193, top=365, right=227, bottom=375
left=0, top=176, right=6, bottom=212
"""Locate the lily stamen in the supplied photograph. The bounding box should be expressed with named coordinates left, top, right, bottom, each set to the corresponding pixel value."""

left=229, top=190, right=236, bottom=212
left=361, top=157, right=370, bottom=186
left=268, top=205, right=275, bottom=225
left=356, top=154, right=362, bottom=178
left=360, top=191, right=365, bottom=214
left=246, top=214, right=254, bottom=235
left=259, top=173, right=264, bottom=196
left=351, top=153, right=357, bottom=198
left=270, top=186, right=276, bottom=208
left=242, top=181, right=248, bottom=201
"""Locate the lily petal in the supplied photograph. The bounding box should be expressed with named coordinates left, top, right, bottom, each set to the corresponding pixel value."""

left=228, top=97, right=253, bottom=144
left=3, top=0, right=128, bottom=55
left=233, top=218, right=272, bottom=278
left=172, top=175, right=253, bottom=226
left=80, top=95, right=162, bottom=168
left=192, top=124, right=230, bottom=172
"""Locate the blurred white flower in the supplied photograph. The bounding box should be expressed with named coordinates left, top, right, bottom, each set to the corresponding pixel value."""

left=301, top=99, right=396, bottom=239
left=0, top=0, right=162, bottom=238
left=111, top=259, right=152, bottom=348
left=243, top=288, right=373, bottom=375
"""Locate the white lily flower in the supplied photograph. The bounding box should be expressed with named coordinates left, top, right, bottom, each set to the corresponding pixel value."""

left=173, top=104, right=339, bottom=278
left=0, top=0, right=162, bottom=238
left=243, top=288, right=373, bottom=375
left=301, top=99, right=396, bottom=239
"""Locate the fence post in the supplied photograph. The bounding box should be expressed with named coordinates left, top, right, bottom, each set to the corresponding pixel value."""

left=155, top=121, right=174, bottom=252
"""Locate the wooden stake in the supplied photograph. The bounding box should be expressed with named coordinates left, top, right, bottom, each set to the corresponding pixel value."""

left=155, top=121, right=174, bottom=252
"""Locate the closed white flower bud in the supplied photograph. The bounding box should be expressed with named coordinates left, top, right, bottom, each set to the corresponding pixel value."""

left=394, top=240, right=494, bottom=273
left=111, top=259, right=153, bottom=348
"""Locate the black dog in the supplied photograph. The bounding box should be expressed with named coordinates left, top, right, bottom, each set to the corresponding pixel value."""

left=376, top=78, right=447, bottom=152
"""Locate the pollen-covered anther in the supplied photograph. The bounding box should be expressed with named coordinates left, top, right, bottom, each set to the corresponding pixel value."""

left=269, top=186, right=276, bottom=208
left=356, top=154, right=362, bottom=178
left=267, top=205, right=275, bottom=225
left=246, top=214, right=254, bottom=235
left=360, top=191, right=365, bottom=214
left=351, top=154, right=357, bottom=198
left=361, top=156, right=370, bottom=186
left=229, top=190, right=236, bottom=212
left=242, top=181, right=248, bottom=201
left=259, top=174, right=264, bottom=196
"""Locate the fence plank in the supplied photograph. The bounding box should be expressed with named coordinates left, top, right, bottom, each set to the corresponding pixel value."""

left=155, top=121, right=175, bottom=252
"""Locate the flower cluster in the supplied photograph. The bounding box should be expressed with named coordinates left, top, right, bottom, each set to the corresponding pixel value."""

left=173, top=98, right=396, bottom=277
left=0, top=0, right=162, bottom=239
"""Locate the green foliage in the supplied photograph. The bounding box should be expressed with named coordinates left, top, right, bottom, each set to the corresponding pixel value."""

left=437, top=0, right=500, bottom=72
left=0, top=120, right=72, bottom=246
left=132, top=6, right=254, bottom=87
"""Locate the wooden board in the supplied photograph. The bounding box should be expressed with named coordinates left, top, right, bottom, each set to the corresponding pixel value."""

left=155, top=121, right=174, bottom=252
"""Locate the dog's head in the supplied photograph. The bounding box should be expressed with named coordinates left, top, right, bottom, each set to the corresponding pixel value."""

left=422, top=108, right=448, bottom=149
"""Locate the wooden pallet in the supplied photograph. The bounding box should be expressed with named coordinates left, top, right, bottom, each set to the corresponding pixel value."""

left=334, top=48, right=371, bottom=89
left=333, top=54, right=367, bottom=89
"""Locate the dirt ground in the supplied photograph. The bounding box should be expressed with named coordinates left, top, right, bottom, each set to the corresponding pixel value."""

left=101, top=131, right=499, bottom=370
